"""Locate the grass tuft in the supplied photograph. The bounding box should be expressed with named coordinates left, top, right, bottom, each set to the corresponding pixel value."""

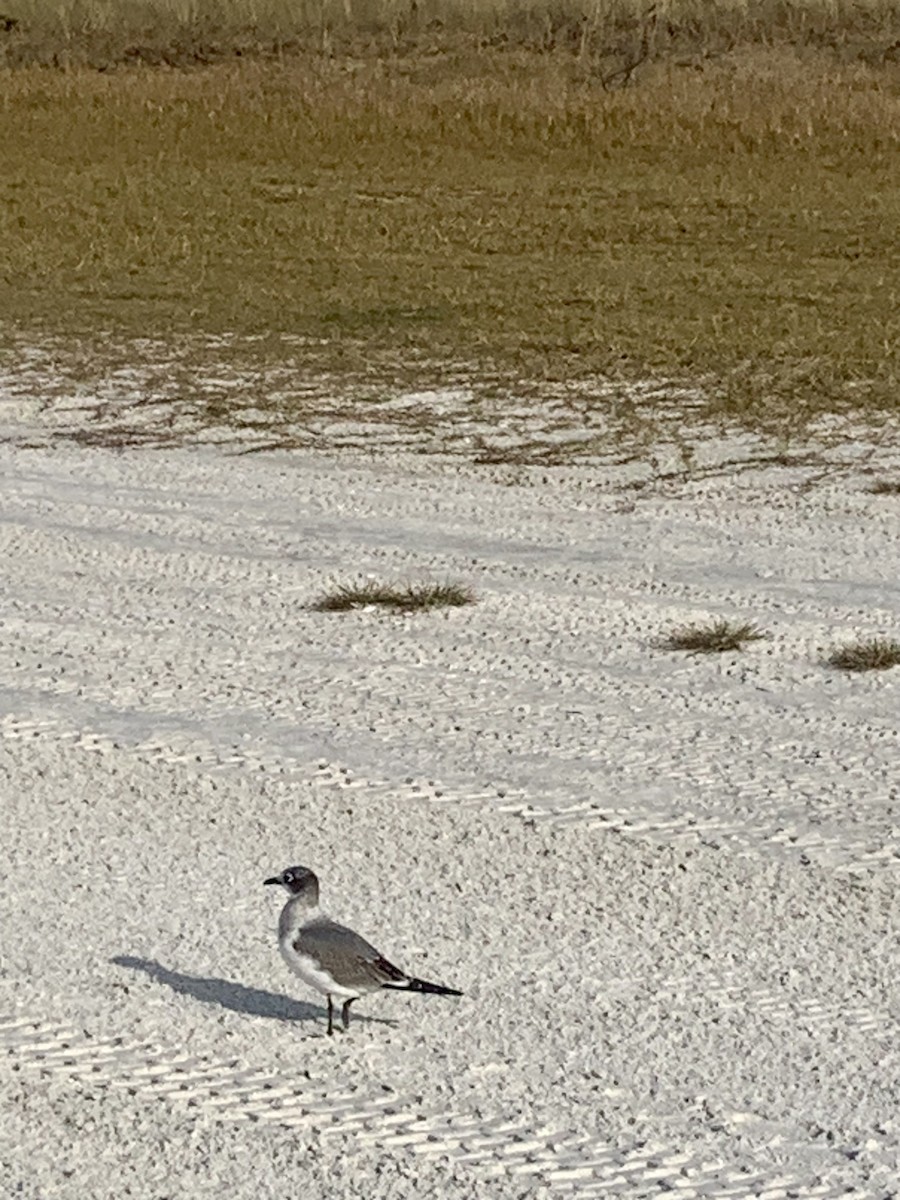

left=660, top=618, right=768, bottom=653
left=868, top=480, right=900, bottom=495
left=827, top=636, right=900, bottom=672
left=310, top=580, right=475, bottom=613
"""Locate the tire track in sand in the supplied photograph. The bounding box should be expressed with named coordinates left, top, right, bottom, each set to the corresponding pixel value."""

left=3, top=709, right=899, bottom=874
left=0, top=1017, right=876, bottom=1198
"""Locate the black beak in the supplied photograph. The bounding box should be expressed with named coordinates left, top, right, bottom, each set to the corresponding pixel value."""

left=263, top=876, right=282, bottom=886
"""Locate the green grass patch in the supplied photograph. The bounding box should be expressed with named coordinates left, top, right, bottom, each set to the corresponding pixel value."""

left=827, top=636, right=900, bottom=671
left=660, top=618, right=768, bottom=653
left=310, top=580, right=475, bottom=612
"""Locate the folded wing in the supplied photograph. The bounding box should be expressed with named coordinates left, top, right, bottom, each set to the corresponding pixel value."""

left=293, top=917, right=408, bottom=991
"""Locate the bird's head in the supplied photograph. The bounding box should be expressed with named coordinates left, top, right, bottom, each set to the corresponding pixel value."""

left=264, top=865, right=320, bottom=906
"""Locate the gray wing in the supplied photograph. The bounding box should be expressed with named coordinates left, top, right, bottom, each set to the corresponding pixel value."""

left=294, top=917, right=407, bottom=990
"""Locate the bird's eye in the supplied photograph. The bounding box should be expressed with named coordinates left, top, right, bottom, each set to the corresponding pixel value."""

left=283, top=872, right=293, bottom=884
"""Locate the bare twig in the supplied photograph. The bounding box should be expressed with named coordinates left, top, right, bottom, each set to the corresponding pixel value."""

left=601, top=5, right=657, bottom=91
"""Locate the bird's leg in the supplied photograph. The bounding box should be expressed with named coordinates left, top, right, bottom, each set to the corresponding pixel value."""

left=341, top=999, right=355, bottom=1031
left=327, top=996, right=335, bottom=1036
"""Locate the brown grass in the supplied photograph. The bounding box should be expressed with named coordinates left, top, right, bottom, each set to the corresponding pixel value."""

left=3, top=0, right=900, bottom=69
left=310, top=580, right=475, bottom=611
left=827, top=636, right=900, bottom=671
left=1, top=10, right=899, bottom=437
left=660, top=618, right=768, bottom=653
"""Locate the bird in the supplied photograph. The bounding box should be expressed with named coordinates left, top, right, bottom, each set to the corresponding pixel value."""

left=264, top=865, right=462, bottom=1035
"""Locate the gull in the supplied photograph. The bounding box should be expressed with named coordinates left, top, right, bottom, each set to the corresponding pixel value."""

left=264, top=865, right=462, bottom=1035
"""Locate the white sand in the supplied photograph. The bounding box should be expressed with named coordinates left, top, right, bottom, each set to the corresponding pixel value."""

left=1, top=436, right=899, bottom=1198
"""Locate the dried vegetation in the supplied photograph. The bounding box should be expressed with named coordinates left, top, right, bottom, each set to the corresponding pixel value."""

left=660, top=619, right=768, bottom=654
left=827, top=637, right=900, bottom=672
left=310, top=580, right=475, bottom=612
left=0, top=1, right=899, bottom=435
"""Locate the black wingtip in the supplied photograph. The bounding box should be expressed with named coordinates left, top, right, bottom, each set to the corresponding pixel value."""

left=388, top=977, right=462, bottom=997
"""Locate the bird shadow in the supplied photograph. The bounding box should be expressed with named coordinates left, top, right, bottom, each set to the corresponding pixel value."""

left=111, top=955, right=396, bottom=1028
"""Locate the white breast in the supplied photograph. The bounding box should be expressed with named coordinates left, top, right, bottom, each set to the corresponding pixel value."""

left=278, top=928, right=360, bottom=1000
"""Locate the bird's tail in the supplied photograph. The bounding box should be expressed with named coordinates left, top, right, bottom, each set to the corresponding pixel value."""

left=384, top=976, right=462, bottom=997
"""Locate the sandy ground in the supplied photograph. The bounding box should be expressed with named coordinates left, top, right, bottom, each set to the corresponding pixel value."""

left=1, top=431, right=899, bottom=1198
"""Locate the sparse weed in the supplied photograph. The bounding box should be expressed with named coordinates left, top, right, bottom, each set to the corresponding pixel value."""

left=827, top=637, right=900, bottom=672
left=310, top=580, right=474, bottom=613
left=660, top=618, right=768, bottom=653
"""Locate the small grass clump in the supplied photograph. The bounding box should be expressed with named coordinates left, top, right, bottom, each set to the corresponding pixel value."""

left=310, top=580, right=474, bottom=613
left=868, top=480, right=900, bottom=495
left=827, top=636, right=900, bottom=672
left=660, top=618, right=768, bottom=654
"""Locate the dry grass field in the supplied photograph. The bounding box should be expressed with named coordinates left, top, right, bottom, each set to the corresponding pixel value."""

left=3, top=0, right=900, bottom=68
left=1, top=1, right=899, bottom=435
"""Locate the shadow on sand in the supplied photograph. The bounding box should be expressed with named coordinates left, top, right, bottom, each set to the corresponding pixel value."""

left=112, top=954, right=324, bottom=1022
left=111, top=955, right=397, bottom=1029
